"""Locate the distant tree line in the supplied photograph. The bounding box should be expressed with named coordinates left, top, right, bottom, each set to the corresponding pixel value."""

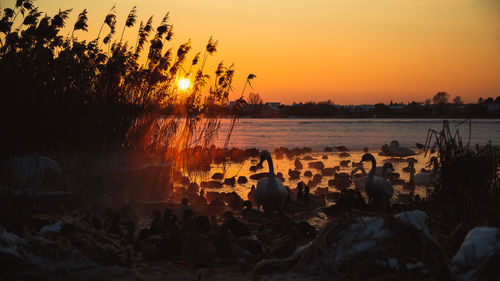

left=240, top=91, right=500, bottom=118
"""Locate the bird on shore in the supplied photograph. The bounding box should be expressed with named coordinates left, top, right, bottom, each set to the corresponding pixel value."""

left=254, top=150, right=288, bottom=211
left=360, top=153, right=394, bottom=207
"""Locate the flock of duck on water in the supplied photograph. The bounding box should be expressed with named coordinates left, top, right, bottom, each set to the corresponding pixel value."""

left=84, top=140, right=440, bottom=266
left=251, top=140, right=439, bottom=211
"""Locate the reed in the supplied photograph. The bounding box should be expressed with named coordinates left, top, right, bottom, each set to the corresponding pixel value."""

left=0, top=1, right=254, bottom=200
left=423, top=120, right=500, bottom=248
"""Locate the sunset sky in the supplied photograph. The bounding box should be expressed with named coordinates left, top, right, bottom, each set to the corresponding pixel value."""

left=6, top=0, right=500, bottom=104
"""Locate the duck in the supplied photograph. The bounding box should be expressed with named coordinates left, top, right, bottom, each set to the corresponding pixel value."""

left=254, top=150, right=288, bottom=211
left=360, top=153, right=394, bottom=207
left=288, top=169, right=301, bottom=180
left=294, top=158, right=303, bottom=170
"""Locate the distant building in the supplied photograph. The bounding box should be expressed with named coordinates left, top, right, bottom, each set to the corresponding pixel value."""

left=358, top=105, right=375, bottom=112
left=265, top=102, right=281, bottom=111
left=388, top=104, right=405, bottom=112
left=486, top=103, right=500, bottom=114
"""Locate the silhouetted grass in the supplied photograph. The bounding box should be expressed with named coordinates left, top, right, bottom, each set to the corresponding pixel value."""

left=422, top=120, right=500, bottom=254
left=0, top=1, right=249, bottom=167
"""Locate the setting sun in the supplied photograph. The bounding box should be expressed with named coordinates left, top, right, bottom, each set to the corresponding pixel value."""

left=1, top=0, right=500, bottom=279
left=178, top=78, right=190, bottom=90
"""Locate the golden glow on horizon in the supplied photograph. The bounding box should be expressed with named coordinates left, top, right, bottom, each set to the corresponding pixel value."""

left=6, top=0, right=500, bottom=104
left=178, top=78, right=190, bottom=91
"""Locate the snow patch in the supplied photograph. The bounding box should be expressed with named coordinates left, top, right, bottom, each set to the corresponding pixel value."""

left=37, top=221, right=64, bottom=235
left=451, top=227, right=500, bottom=281
left=395, top=210, right=433, bottom=241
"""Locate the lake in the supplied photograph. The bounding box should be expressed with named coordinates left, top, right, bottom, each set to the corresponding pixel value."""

left=201, top=118, right=500, bottom=204
left=214, top=118, right=500, bottom=150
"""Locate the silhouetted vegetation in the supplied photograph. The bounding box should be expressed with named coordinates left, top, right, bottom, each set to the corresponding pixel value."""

left=238, top=93, right=500, bottom=118
left=282, top=100, right=337, bottom=117
left=0, top=1, right=250, bottom=161
left=421, top=121, right=500, bottom=255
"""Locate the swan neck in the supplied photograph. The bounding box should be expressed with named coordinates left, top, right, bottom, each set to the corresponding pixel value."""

left=368, top=157, right=376, bottom=178
left=266, top=155, right=275, bottom=175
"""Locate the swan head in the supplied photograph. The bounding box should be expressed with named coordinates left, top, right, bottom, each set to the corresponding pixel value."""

left=382, top=162, right=394, bottom=173
left=258, top=150, right=271, bottom=165
left=360, top=153, right=375, bottom=163
left=351, top=165, right=364, bottom=176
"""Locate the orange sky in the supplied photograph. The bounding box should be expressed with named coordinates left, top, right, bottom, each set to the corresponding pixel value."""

left=6, top=0, right=500, bottom=104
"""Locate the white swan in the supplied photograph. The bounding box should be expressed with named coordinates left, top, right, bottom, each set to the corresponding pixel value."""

left=410, top=157, right=439, bottom=186
left=351, top=165, right=367, bottom=191
left=254, top=150, right=288, bottom=211
left=381, top=140, right=416, bottom=158
left=361, top=153, right=394, bottom=206
left=375, top=162, right=394, bottom=178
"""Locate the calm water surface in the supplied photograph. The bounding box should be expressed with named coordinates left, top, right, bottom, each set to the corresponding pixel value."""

left=197, top=118, right=500, bottom=207
left=214, top=118, right=500, bottom=150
